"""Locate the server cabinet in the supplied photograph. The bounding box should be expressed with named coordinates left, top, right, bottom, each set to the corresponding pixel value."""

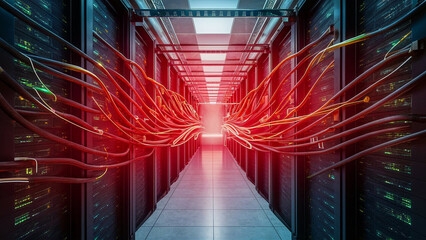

left=297, top=0, right=339, bottom=239
left=89, top=0, right=130, bottom=238
left=0, top=0, right=74, bottom=239
left=271, top=26, right=294, bottom=228
left=132, top=27, right=155, bottom=229
left=352, top=0, right=426, bottom=239
left=169, top=67, right=179, bottom=184
left=154, top=54, right=169, bottom=201
left=246, top=67, right=256, bottom=184
left=177, top=78, right=185, bottom=171
left=184, top=85, right=190, bottom=165
left=238, top=78, right=248, bottom=172
left=256, top=54, right=271, bottom=200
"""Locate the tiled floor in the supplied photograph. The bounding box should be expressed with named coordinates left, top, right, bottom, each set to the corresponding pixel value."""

left=136, top=145, right=292, bottom=240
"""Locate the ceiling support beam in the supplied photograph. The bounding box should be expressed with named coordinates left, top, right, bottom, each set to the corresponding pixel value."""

left=133, top=9, right=295, bottom=18
left=157, top=49, right=269, bottom=53
left=172, top=63, right=254, bottom=66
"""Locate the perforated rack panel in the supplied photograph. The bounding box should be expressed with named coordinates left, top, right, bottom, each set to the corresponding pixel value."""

left=169, top=68, right=179, bottom=184
left=246, top=67, right=256, bottom=183
left=155, top=55, right=168, bottom=200
left=355, top=0, right=426, bottom=238
left=133, top=33, right=154, bottom=227
left=257, top=55, right=270, bottom=200
left=90, top=0, right=126, bottom=238
left=302, top=0, right=338, bottom=239
left=5, top=0, right=72, bottom=239
left=272, top=29, right=293, bottom=226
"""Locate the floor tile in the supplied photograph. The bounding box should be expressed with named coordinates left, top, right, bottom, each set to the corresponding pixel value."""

left=275, top=226, right=292, bottom=240
left=142, top=210, right=161, bottom=227
left=213, top=180, right=248, bottom=189
left=135, top=226, right=151, bottom=240
left=266, top=211, right=285, bottom=227
left=214, top=188, right=254, bottom=197
left=181, top=175, right=213, bottom=181
left=257, top=197, right=270, bottom=210
left=214, top=210, right=271, bottom=226
left=137, top=146, right=291, bottom=238
left=172, top=188, right=213, bottom=198
left=214, top=227, right=280, bottom=240
left=147, top=227, right=213, bottom=240
left=156, top=196, right=170, bottom=209
left=166, top=197, right=213, bottom=210
left=177, top=181, right=213, bottom=189
left=214, top=197, right=261, bottom=210
left=155, top=210, right=213, bottom=226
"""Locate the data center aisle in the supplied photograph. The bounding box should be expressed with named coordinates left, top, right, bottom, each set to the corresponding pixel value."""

left=136, top=145, right=291, bottom=240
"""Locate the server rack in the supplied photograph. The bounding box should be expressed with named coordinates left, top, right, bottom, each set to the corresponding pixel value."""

left=245, top=66, right=256, bottom=184
left=271, top=25, right=294, bottom=229
left=154, top=53, right=170, bottom=202
left=264, top=0, right=426, bottom=239
left=0, top=0, right=75, bottom=239
left=169, top=67, right=179, bottom=184
left=131, top=25, right=155, bottom=230
left=0, top=1, right=200, bottom=239
left=299, top=0, right=340, bottom=239
left=352, top=0, right=426, bottom=239
left=256, top=54, right=272, bottom=201
left=89, top=1, right=131, bottom=238
left=177, top=77, right=186, bottom=172
left=239, top=78, right=248, bottom=172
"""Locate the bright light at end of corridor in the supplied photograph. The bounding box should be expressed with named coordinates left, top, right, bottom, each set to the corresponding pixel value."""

left=202, top=133, right=223, bottom=138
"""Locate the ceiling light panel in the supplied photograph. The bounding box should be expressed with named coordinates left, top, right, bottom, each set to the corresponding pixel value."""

left=193, top=18, right=234, bottom=34
left=203, top=66, right=224, bottom=72
left=188, top=0, right=238, bottom=9
left=200, top=53, right=226, bottom=61
left=205, top=77, right=221, bottom=82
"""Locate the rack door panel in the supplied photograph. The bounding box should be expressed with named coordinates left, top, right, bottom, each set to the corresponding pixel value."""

left=300, top=0, right=338, bottom=239
left=271, top=27, right=293, bottom=227
left=155, top=55, right=168, bottom=200
left=355, top=0, right=426, bottom=238
left=133, top=32, right=154, bottom=227
left=2, top=1, right=73, bottom=239
left=169, top=68, right=179, bottom=183
left=256, top=55, right=271, bottom=200
left=90, top=1, right=128, bottom=238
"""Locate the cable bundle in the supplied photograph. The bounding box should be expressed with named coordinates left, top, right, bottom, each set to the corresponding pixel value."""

left=223, top=2, right=426, bottom=178
left=0, top=0, right=202, bottom=183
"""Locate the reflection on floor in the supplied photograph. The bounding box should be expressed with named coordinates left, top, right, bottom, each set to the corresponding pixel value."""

left=136, top=145, right=292, bottom=240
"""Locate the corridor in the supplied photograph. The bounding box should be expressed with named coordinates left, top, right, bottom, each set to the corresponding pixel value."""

left=136, top=145, right=292, bottom=240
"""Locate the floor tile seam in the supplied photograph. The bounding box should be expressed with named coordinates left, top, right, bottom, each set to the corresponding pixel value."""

left=143, top=147, right=203, bottom=239
left=160, top=207, right=264, bottom=210
left=149, top=226, right=214, bottom=228
left=211, top=146, right=215, bottom=240
left=225, top=148, right=257, bottom=199
left=224, top=146, right=281, bottom=234
left=149, top=224, right=278, bottom=227
left=253, top=190, right=284, bottom=239
left=148, top=147, right=200, bottom=233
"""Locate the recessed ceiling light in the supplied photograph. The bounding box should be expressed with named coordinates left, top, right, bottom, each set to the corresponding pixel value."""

left=200, top=53, right=226, bottom=61
left=193, top=18, right=234, bottom=34
left=207, top=83, right=220, bottom=87
left=188, top=0, right=238, bottom=9
left=205, top=77, right=221, bottom=82
left=203, top=66, right=224, bottom=72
